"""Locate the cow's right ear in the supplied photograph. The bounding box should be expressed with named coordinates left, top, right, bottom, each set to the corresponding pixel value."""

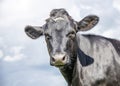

left=77, top=15, right=99, bottom=32
left=25, top=25, right=44, bottom=39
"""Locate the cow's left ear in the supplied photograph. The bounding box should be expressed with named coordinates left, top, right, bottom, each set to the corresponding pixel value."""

left=25, top=25, right=44, bottom=39
left=77, top=15, right=99, bottom=31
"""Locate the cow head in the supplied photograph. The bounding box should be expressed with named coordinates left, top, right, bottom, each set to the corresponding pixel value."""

left=25, top=9, right=99, bottom=67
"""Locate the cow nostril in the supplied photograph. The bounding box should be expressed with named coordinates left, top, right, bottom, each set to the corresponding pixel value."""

left=62, top=56, right=66, bottom=61
left=52, top=57, right=55, bottom=62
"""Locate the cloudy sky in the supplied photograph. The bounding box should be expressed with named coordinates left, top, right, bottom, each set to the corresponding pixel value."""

left=0, top=0, right=120, bottom=86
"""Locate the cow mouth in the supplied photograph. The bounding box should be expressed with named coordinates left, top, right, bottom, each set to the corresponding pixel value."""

left=50, top=61, right=67, bottom=67
left=54, top=62, right=66, bottom=68
left=54, top=65, right=65, bottom=68
left=54, top=62, right=69, bottom=68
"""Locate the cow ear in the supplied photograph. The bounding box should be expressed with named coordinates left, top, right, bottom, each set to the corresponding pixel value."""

left=25, top=25, right=44, bottom=39
left=77, top=15, right=99, bottom=31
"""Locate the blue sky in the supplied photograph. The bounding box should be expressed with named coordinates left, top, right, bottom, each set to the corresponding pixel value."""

left=0, top=0, right=120, bottom=86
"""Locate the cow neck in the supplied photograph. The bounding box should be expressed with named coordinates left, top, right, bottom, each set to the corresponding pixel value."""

left=59, top=39, right=78, bottom=85
left=71, top=44, right=85, bottom=86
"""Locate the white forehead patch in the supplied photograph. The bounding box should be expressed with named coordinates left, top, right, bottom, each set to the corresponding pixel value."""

left=53, top=17, right=65, bottom=22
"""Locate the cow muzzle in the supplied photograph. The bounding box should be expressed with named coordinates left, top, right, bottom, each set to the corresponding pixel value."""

left=51, top=53, right=68, bottom=67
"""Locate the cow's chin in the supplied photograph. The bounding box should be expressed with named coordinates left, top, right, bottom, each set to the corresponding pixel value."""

left=54, top=64, right=69, bottom=69
left=55, top=64, right=65, bottom=68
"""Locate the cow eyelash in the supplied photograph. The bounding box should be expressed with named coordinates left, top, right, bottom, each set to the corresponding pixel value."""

left=66, top=31, right=76, bottom=38
left=45, top=34, right=52, bottom=40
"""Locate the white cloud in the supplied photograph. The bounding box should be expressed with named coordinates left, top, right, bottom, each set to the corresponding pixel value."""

left=0, top=50, right=4, bottom=59
left=0, top=0, right=120, bottom=86
left=4, top=69, right=66, bottom=86
left=113, top=0, right=120, bottom=11
left=68, top=5, right=81, bottom=21
left=0, top=37, right=5, bottom=47
left=102, top=28, right=120, bottom=40
left=0, top=0, right=30, bottom=27
left=10, top=46, right=24, bottom=54
left=4, top=46, right=25, bottom=62
left=0, top=0, right=77, bottom=27
left=4, top=55, right=23, bottom=62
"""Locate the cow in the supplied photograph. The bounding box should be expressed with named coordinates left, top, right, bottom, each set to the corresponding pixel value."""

left=25, top=8, right=120, bottom=86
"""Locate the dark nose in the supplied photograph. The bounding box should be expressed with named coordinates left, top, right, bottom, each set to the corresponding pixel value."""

left=51, top=53, right=67, bottom=67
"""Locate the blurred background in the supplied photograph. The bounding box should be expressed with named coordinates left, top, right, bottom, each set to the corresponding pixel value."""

left=0, top=0, right=120, bottom=86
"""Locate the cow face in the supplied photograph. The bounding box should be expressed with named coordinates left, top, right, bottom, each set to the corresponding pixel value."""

left=25, top=9, right=99, bottom=67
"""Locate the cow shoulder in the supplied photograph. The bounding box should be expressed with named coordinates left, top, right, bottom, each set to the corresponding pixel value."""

left=76, top=34, right=113, bottom=55
left=107, top=38, right=120, bottom=56
left=77, top=34, right=120, bottom=62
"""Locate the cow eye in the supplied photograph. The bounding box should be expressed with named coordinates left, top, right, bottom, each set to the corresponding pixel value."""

left=67, top=31, right=76, bottom=39
left=45, top=34, right=52, bottom=40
